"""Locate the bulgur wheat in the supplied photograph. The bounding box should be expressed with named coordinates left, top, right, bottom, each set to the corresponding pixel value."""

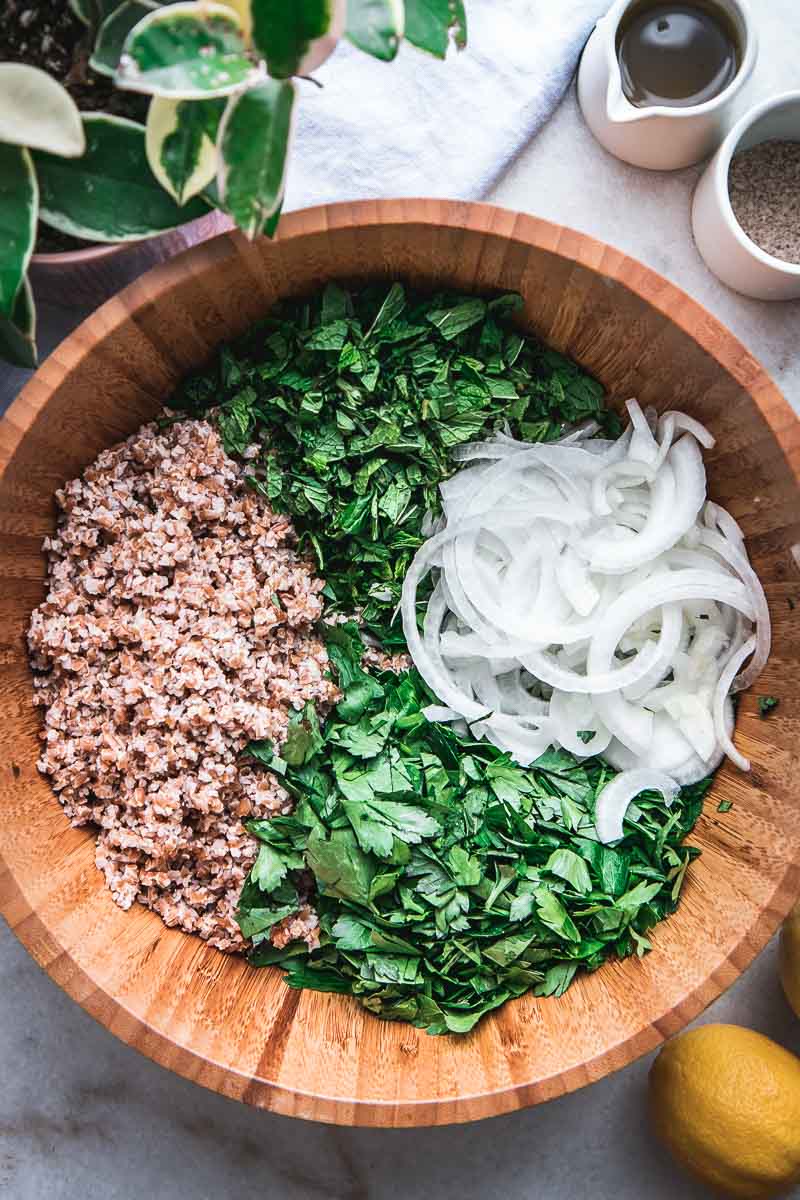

left=28, top=417, right=337, bottom=951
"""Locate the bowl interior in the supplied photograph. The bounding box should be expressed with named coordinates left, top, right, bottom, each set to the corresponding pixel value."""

left=1, top=201, right=799, bottom=1127
left=737, top=95, right=800, bottom=154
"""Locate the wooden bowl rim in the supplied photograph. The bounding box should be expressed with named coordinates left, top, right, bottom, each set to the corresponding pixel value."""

left=2, top=199, right=799, bottom=1126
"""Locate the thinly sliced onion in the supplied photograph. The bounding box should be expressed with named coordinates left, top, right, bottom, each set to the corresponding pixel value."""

left=663, top=691, right=717, bottom=761
left=592, top=461, right=655, bottom=518
left=494, top=671, right=549, bottom=716
left=593, top=690, right=654, bottom=755
left=609, top=698, right=731, bottom=782
left=556, top=547, right=600, bottom=615
left=402, top=410, right=768, bottom=777
left=623, top=602, right=683, bottom=701
left=409, top=578, right=488, bottom=722
left=440, top=630, right=540, bottom=660
left=586, top=571, right=755, bottom=677
left=555, top=420, right=600, bottom=444
left=699, top=527, right=770, bottom=691
left=520, top=639, right=662, bottom=696
left=713, top=636, right=756, bottom=771
left=423, top=704, right=460, bottom=723
left=580, top=437, right=706, bottom=572
left=549, top=689, right=612, bottom=757
left=595, top=769, right=680, bottom=843
left=659, top=410, right=715, bottom=450
left=653, top=413, right=675, bottom=470
left=472, top=713, right=552, bottom=765
left=627, top=399, right=660, bottom=466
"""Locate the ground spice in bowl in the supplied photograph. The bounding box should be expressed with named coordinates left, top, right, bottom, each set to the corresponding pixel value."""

left=727, top=139, right=800, bottom=265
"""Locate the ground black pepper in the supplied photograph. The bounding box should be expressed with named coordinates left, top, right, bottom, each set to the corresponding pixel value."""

left=728, top=139, right=800, bottom=265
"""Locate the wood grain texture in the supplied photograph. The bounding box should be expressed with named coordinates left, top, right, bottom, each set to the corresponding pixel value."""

left=1, top=199, right=799, bottom=1128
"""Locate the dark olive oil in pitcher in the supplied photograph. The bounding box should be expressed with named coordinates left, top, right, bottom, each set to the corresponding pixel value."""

left=617, top=1, right=741, bottom=108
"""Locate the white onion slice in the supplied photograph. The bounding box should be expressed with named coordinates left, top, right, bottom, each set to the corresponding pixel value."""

left=659, top=410, right=715, bottom=450
left=549, top=689, right=612, bottom=757
left=592, top=460, right=655, bottom=518
left=699, top=527, right=770, bottom=692
left=586, top=571, right=755, bottom=678
left=595, top=769, right=680, bottom=844
left=423, top=704, right=461, bottom=723
left=520, top=639, right=662, bottom=696
left=410, top=578, right=488, bottom=722
left=627, top=399, right=660, bottom=466
left=556, top=547, right=600, bottom=615
left=580, top=437, right=705, bottom=573
left=713, top=636, right=756, bottom=771
left=401, top=408, right=769, bottom=780
left=663, top=692, right=718, bottom=762
left=623, top=602, right=683, bottom=701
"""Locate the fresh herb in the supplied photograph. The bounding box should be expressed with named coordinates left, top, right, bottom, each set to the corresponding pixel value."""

left=235, top=624, right=710, bottom=1035
left=717, top=799, right=733, bottom=813
left=178, top=282, right=613, bottom=647
left=758, top=695, right=780, bottom=718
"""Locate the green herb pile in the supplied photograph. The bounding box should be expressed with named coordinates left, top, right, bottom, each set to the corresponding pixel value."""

left=238, top=624, right=709, bottom=1035
left=177, top=281, right=709, bottom=1035
left=178, top=282, right=617, bottom=646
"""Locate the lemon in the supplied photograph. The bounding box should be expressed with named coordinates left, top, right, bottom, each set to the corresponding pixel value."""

left=649, top=1024, right=800, bottom=1198
left=780, top=902, right=800, bottom=1019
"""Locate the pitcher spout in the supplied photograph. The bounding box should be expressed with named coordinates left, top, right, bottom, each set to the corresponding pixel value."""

left=594, top=0, right=650, bottom=124
left=606, top=74, right=646, bottom=124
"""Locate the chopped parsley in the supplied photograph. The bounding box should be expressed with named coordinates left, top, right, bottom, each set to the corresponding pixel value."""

left=759, top=696, right=780, bottom=718
left=234, top=623, right=709, bottom=1035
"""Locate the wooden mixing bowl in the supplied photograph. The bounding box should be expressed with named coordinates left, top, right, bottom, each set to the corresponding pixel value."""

left=1, top=201, right=799, bottom=1127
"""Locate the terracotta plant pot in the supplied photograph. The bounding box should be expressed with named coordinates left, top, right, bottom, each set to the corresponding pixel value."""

left=28, top=210, right=232, bottom=310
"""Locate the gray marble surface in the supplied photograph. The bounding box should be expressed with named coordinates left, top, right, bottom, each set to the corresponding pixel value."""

left=3, top=4, right=800, bottom=1197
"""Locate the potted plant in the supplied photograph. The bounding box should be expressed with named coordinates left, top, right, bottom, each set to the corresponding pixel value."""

left=0, top=0, right=467, bottom=367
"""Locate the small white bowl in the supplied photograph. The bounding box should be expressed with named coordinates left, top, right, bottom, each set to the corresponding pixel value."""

left=692, top=91, right=800, bottom=300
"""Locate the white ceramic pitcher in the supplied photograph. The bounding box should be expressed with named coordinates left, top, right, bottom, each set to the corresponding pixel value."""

left=577, top=0, right=758, bottom=170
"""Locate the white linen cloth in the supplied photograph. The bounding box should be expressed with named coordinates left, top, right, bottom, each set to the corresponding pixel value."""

left=285, top=0, right=610, bottom=210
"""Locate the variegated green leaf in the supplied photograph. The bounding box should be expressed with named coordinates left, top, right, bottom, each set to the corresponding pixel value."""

left=116, top=2, right=259, bottom=99
left=34, top=114, right=209, bottom=242
left=0, top=144, right=37, bottom=319
left=262, top=198, right=283, bottom=239
left=0, top=277, right=37, bottom=369
left=0, top=65, right=85, bottom=157
left=91, top=1, right=162, bottom=77
left=146, top=96, right=223, bottom=203
left=251, top=0, right=341, bottom=78
left=218, top=78, right=295, bottom=238
left=404, top=0, right=466, bottom=58
left=345, top=0, right=404, bottom=60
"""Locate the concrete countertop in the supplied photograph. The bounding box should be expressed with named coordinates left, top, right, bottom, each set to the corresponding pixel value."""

left=2, top=3, right=799, bottom=1196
